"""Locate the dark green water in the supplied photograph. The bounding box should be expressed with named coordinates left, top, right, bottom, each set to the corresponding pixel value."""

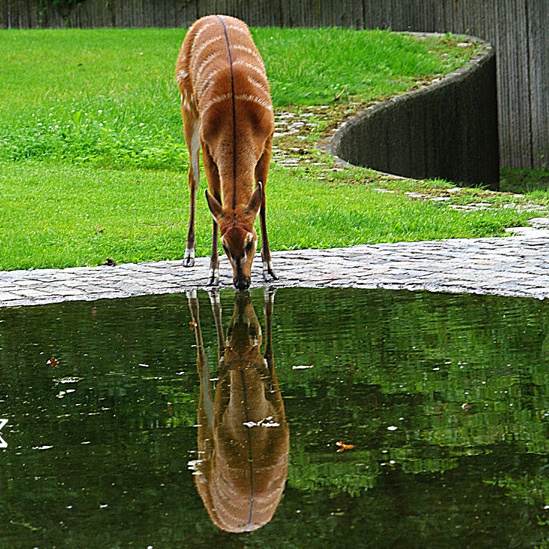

left=1, top=288, right=549, bottom=548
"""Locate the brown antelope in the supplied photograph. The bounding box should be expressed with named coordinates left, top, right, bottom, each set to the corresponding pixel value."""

left=187, top=289, right=289, bottom=532
left=176, top=15, right=277, bottom=290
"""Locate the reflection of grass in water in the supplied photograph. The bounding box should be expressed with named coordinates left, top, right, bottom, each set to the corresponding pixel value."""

left=8, top=520, right=42, bottom=533
left=485, top=472, right=549, bottom=512
left=2, top=288, right=549, bottom=543
left=289, top=453, right=380, bottom=497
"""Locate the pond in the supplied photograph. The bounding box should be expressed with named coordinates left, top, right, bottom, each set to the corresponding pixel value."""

left=1, top=288, right=549, bottom=548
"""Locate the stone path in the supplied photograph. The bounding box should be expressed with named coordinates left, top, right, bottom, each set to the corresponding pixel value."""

left=1, top=228, right=548, bottom=308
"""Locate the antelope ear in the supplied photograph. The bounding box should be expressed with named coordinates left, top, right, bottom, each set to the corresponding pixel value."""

left=205, top=190, right=223, bottom=221
left=247, top=182, right=263, bottom=217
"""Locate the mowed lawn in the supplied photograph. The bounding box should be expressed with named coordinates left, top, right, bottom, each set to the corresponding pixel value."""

left=0, top=28, right=532, bottom=270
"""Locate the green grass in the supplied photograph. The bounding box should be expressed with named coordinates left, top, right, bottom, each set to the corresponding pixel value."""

left=255, top=28, right=471, bottom=105
left=0, top=27, right=539, bottom=271
left=0, top=163, right=187, bottom=270
left=0, top=160, right=530, bottom=271
left=500, top=168, right=549, bottom=195
left=0, top=28, right=473, bottom=169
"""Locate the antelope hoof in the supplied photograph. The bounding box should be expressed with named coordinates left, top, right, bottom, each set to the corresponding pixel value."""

left=208, top=268, right=220, bottom=287
left=183, top=249, right=195, bottom=268
left=263, top=261, right=278, bottom=282
left=186, top=288, right=198, bottom=299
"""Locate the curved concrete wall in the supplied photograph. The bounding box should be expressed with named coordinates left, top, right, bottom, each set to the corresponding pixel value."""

left=330, top=41, right=499, bottom=190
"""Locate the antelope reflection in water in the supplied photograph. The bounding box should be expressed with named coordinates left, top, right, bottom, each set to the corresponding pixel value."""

left=187, top=289, right=289, bottom=533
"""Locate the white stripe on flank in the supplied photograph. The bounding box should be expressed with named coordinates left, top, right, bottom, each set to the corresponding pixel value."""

left=235, top=94, right=273, bottom=110
left=192, top=21, right=217, bottom=46
left=176, top=69, right=188, bottom=84
left=232, top=60, right=267, bottom=79
left=197, top=67, right=224, bottom=100
left=247, top=75, right=269, bottom=95
left=200, top=93, right=232, bottom=116
left=190, top=35, right=224, bottom=73
left=230, top=44, right=264, bottom=67
left=225, top=24, right=250, bottom=37
left=194, top=50, right=224, bottom=85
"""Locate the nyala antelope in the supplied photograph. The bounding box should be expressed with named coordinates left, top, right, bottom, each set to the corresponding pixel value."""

left=176, top=15, right=277, bottom=290
left=187, top=289, right=289, bottom=532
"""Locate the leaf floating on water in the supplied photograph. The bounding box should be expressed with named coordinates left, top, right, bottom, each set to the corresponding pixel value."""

left=336, top=440, right=355, bottom=452
left=47, top=357, right=59, bottom=368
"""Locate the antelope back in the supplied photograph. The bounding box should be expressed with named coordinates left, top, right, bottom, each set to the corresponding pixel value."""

left=177, top=15, right=274, bottom=196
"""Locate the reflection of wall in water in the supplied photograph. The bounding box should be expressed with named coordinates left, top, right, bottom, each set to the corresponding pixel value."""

left=187, top=289, right=289, bottom=533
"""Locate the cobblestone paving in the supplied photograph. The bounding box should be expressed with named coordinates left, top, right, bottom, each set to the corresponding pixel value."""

left=1, top=230, right=548, bottom=308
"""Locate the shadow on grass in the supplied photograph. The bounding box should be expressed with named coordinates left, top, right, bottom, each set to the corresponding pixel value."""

left=500, top=168, right=549, bottom=194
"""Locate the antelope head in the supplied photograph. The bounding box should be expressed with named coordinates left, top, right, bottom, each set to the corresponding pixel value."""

left=205, top=184, right=263, bottom=291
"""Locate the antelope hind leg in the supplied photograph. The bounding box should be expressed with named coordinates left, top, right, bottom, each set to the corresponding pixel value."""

left=182, top=100, right=200, bottom=268
left=255, top=144, right=277, bottom=281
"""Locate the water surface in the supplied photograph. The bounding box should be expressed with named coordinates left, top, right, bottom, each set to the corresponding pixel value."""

left=1, top=288, right=549, bottom=548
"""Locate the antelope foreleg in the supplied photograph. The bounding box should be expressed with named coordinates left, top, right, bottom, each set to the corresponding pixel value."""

left=208, top=218, right=220, bottom=286
left=260, top=203, right=277, bottom=281
left=203, top=146, right=221, bottom=286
